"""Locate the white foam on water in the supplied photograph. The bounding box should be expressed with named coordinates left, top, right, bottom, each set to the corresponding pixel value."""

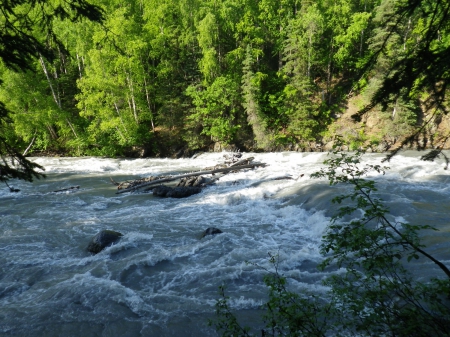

left=224, top=296, right=266, bottom=309
left=30, top=157, right=121, bottom=173
left=1, top=151, right=449, bottom=336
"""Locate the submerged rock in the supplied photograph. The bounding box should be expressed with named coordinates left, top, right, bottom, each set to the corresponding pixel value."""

left=200, top=227, right=223, bottom=238
left=87, top=230, right=123, bottom=254
left=152, top=185, right=202, bottom=198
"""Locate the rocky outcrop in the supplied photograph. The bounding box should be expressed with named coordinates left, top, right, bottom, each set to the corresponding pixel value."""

left=200, top=227, right=223, bottom=238
left=87, top=230, right=123, bottom=254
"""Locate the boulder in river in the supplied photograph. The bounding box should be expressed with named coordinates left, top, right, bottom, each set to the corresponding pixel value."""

left=153, top=185, right=202, bottom=198
left=151, top=185, right=171, bottom=197
left=200, top=227, right=223, bottom=238
left=87, top=230, right=123, bottom=254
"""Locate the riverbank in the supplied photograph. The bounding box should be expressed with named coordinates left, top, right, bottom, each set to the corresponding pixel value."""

left=26, top=96, right=450, bottom=159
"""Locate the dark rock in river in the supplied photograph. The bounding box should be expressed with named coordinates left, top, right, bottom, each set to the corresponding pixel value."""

left=153, top=185, right=202, bottom=198
left=151, top=185, right=172, bottom=197
left=167, top=186, right=202, bottom=198
left=200, top=227, right=223, bottom=238
left=87, top=230, right=123, bottom=254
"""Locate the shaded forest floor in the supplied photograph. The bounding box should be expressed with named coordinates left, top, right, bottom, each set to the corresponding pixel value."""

left=329, top=96, right=450, bottom=153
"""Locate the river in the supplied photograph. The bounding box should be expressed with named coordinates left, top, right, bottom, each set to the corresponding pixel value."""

left=1, top=151, right=449, bottom=336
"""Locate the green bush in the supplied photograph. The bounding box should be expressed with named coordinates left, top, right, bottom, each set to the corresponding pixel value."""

left=210, top=148, right=450, bottom=336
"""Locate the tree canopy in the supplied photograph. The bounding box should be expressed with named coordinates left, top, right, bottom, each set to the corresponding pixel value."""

left=0, top=0, right=103, bottom=184
left=1, top=0, right=450, bottom=163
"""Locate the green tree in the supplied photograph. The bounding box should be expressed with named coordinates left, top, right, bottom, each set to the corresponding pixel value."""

left=242, top=45, right=271, bottom=150
left=0, top=0, right=103, bottom=185
left=354, top=0, right=450, bottom=134
left=76, top=0, right=155, bottom=155
left=142, top=0, right=201, bottom=137
left=0, top=41, right=88, bottom=155
left=186, top=76, right=241, bottom=147
left=281, top=3, right=326, bottom=142
left=197, top=12, right=221, bottom=84
left=355, top=0, right=421, bottom=146
left=0, top=66, right=57, bottom=153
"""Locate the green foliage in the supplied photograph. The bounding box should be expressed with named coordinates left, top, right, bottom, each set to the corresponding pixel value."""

left=74, top=0, right=157, bottom=155
left=345, top=127, right=368, bottom=150
left=354, top=0, right=450, bottom=123
left=211, top=148, right=450, bottom=336
left=0, top=0, right=103, bottom=72
left=281, top=4, right=324, bottom=142
left=197, top=13, right=220, bottom=84
left=186, top=76, right=241, bottom=145
left=0, top=0, right=102, bottom=184
left=260, top=253, right=334, bottom=337
left=0, top=101, right=45, bottom=183
left=242, top=45, right=271, bottom=150
left=211, top=255, right=335, bottom=337
left=311, top=147, right=450, bottom=335
left=2, top=0, right=450, bottom=157
left=210, top=285, right=253, bottom=337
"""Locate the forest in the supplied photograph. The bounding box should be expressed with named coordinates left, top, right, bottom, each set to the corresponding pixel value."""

left=1, top=0, right=449, bottom=158
left=2, top=1, right=450, bottom=335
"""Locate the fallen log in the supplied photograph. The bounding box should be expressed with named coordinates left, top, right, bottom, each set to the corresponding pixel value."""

left=113, top=175, right=170, bottom=190
left=230, top=156, right=254, bottom=167
left=176, top=175, right=207, bottom=187
left=116, top=162, right=266, bottom=194
left=53, top=185, right=80, bottom=193
left=4, top=181, right=20, bottom=193
left=110, top=177, right=120, bottom=186
left=203, top=155, right=252, bottom=171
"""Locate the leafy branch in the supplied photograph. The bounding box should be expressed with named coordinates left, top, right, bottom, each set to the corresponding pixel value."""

left=311, top=148, right=450, bottom=280
left=212, top=145, right=450, bottom=336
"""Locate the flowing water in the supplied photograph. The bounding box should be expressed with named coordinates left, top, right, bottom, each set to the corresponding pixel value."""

left=1, top=151, right=449, bottom=336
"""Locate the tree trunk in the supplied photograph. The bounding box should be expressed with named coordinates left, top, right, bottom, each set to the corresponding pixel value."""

left=116, top=162, right=266, bottom=194
left=39, top=55, right=60, bottom=108
left=143, top=76, right=155, bottom=132
left=126, top=72, right=139, bottom=124
left=22, top=132, right=37, bottom=156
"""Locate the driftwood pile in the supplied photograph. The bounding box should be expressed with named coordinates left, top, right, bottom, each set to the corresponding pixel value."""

left=113, top=154, right=267, bottom=197
left=20, top=154, right=299, bottom=197
left=110, top=175, right=171, bottom=190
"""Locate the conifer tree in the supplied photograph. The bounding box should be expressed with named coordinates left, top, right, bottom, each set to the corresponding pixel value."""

left=0, top=0, right=103, bottom=184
